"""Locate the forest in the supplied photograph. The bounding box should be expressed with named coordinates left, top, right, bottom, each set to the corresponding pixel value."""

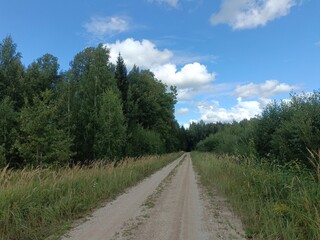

left=1, top=35, right=320, bottom=170
left=0, top=36, right=187, bottom=168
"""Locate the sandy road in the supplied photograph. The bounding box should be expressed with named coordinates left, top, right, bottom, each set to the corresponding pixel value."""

left=62, top=153, right=245, bottom=240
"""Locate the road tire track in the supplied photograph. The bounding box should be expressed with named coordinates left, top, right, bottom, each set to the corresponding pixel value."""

left=62, top=153, right=245, bottom=240
left=61, top=154, right=185, bottom=240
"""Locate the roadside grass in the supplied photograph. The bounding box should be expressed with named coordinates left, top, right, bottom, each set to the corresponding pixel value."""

left=192, top=151, right=320, bottom=240
left=0, top=152, right=183, bottom=240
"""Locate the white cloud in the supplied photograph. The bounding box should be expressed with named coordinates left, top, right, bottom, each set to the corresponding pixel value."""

left=198, top=97, right=269, bottom=123
left=152, top=62, right=215, bottom=88
left=233, top=80, right=298, bottom=98
left=105, top=38, right=215, bottom=89
left=84, top=16, right=129, bottom=37
left=149, top=0, right=179, bottom=7
left=177, top=88, right=194, bottom=100
left=210, top=0, right=297, bottom=29
left=106, top=38, right=173, bottom=69
left=177, top=83, right=233, bottom=100
left=176, top=108, right=190, bottom=114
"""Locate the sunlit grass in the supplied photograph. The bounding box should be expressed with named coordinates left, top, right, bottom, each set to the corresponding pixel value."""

left=192, top=151, right=320, bottom=240
left=0, top=152, right=183, bottom=240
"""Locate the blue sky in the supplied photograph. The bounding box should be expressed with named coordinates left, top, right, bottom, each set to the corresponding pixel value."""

left=1, top=0, right=319, bottom=127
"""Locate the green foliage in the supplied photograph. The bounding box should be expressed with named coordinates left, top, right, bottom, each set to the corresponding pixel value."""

left=69, top=44, right=117, bottom=161
left=163, top=119, right=186, bottom=152
left=196, top=120, right=257, bottom=157
left=192, top=152, right=320, bottom=240
left=0, top=36, right=24, bottom=108
left=186, top=120, right=222, bottom=151
left=115, top=53, right=129, bottom=115
left=0, top=36, right=183, bottom=167
left=0, top=97, right=18, bottom=167
left=195, top=91, right=320, bottom=167
left=127, top=125, right=165, bottom=156
left=24, top=53, right=60, bottom=98
left=94, top=89, right=126, bottom=160
left=255, top=91, right=320, bottom=165
left=15, top=90, right=73, bottom=166
left=127, top=67, right=180, bottom=153
left=0, top=145, right=5, bottom=167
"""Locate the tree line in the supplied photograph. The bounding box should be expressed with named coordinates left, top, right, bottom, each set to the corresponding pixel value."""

left=0, top=36, right=186, bottom=168
left=195, top=91, right=320, bottom=167
left=2, top=35, right=318, bottom=169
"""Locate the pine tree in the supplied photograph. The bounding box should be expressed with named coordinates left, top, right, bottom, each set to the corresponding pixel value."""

left=115, top=53, right=128, bottom=116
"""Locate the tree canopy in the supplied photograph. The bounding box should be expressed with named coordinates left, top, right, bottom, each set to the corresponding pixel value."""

left=0, top=36, right=185, bottom=167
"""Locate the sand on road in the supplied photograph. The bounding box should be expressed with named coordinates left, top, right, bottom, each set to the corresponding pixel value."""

left=62, top=153, right=245, bottom=240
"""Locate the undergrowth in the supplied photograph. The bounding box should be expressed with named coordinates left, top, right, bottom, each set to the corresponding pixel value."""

left=0, top=152, right=183, bottom=240
left=192, top=151, right=320, bottom=240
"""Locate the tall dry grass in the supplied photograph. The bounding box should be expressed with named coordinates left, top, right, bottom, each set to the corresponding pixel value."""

left=192, top=151, right=320, bottom=240
left=0, top=152, right=183, bottom=240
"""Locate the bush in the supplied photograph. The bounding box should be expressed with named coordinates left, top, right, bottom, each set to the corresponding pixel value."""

left=196, top=120, right=257, bottom=157
left=255, top=91, right=320, bottom=165
left=127, top=125, right=165, bottom=156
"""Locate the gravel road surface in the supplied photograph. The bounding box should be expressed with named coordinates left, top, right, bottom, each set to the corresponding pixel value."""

left=62, top=153, right=245, bottom=240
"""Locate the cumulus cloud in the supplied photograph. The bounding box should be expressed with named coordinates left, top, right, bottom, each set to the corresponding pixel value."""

left=233, top=80, right=298, bottom=98
left=149, top=0, right=179, bottom=7
left=105, top=38, right=215, bottom=89
left=84, top=16, right=129, bottom=37
left=198, top=97, right=269, bottom=123
left=187, top=79, right=294, bottom=124
left=210, top=0, right=297, bottom=29
left=177, top=88, right=194, bottom=100
left=106, top=38, right=172, bottom=69
left=152, top=62, right=215, bottom=88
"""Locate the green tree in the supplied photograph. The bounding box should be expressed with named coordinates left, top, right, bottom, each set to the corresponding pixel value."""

left=115, top=53, right=128, bottom=116
left=94, top=89, right=126, bottom=160
left=0, top=36, right=24, bottom=108
left=24, top=54, right=60, bottom=99
left=69, top=44, right=116, bottom=161
left=127, top=125, right=165, bottom=156
left=196, top=120, right=257, bottom=156
left=0, top=97, right=18, bottom=167
left=265, top=92, right=320, bottom=164
left=127, top=68, right=178, bottom=153
left=254, top=101, right=281, bottom=158
left=15, top=90, right=73, bottom=166
left=186, top=120, right=222, bottom=151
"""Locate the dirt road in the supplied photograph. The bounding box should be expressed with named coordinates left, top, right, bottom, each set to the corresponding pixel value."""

left=62, top=153, right=245, bottom=240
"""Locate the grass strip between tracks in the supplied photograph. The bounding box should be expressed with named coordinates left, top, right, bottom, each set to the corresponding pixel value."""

left=0, top=152, right=183, bottom=240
